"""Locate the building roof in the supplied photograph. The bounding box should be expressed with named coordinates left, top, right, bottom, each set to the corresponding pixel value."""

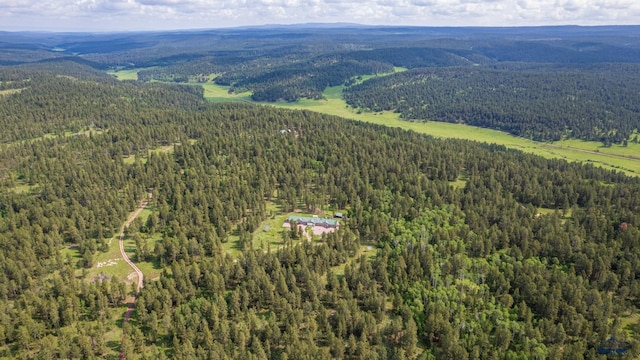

left=287, top=216, right=338, bottom=226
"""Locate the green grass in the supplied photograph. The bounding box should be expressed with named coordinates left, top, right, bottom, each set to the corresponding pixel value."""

left=537, top=207, right=573, bottom=223
left=122, top=155, right=139, bottom=165
left=123, top=232, right=163, bottom=281
left=0, top=88, right=26, bottom=96
left=60, top=246, right=82, bottom=267
left=620, top=311, right=640, bottom=341
left=537, top=207, right=559, bottom=216
left=555, top=138, right=640, bottom=159
left=121, top=143, right=181, bottom=165
left=74, top=229, right=161, bottom=286
left=331, top=245, right=378, bottom=278
left=69, top=201, right=157, bottom=284
left=449, top=171, right=468, bottom=190
left=150, top=145, right=175, bottom=154
left=220, top=201, right=342, bottom=258
left=10, top=182, right=38, bottom=194
left=136, top=207, right=154, bottom=225
left=200, top=83, right=252, bottom=103
left=1, top=126, right=105, bottom=149
left=352, top=67, right=407, bottom=84
left=221, top=208, right=298, bottom=258
left=107, top=69, right=140, bottom=81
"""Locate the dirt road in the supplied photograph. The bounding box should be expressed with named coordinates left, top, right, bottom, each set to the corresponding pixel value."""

left=119, top=203, right=146, bottom=293
left=119, top=192, right=151, bottom=360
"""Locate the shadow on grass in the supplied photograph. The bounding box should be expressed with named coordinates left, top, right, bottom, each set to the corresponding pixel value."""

left=150, top=257, right=162, bottom=270
left=106, top=340, right=121, bottom=358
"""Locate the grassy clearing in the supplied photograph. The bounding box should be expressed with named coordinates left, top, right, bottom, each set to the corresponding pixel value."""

left=449, top=171, right=468, bottom=190
left=10, top=182, right=38, bottom=194
left=331, top=245, right=378, bottom=278
left=136, top=207, right=154, bottom=225
left=537, top=207, right=560, bottom=216
left=123, top=233, right=163, bottom=281
left=200, top=81, right=640, bottom=176
left=69, top=200, right=156, bottom=285
left=76, top=234, right=134, bottom=283
left=619, top=311, right=640, bottom=341
left=60, top=246, right=82, bottom=267
left=150, top=145, right=175, bottom=154
left=537, top=207, right=573, bottom=224
left=1, top=126, right=105, bottom=149
left=79, top=234, right=147, bottom=284
left=0, top=88, right=26, bottom=96
left=353, top=67, right=407, bottom=84
left=555, top=138, right=640, bottom=159
left=200, top=83, right=252, bottom=103
left=122, top=205, right=164, bottom=281
left=121, top=143, right=182, bottom=165
left=221, top=202, right=302, bottom=258
left=221, top=201, right=343, bottom=258
left=107, top=69, right=140, bottom=81
left=122, top=155, right=139, bottom=165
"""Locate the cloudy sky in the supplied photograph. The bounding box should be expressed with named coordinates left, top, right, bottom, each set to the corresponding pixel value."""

left=0, top=0, right=638, bottom=32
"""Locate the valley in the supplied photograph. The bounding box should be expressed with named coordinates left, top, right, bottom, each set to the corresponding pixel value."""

left=1, top=26, right=640, bottom=358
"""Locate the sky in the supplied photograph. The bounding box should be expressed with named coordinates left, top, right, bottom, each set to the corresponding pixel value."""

left=0, top=0, right=638, bottom=32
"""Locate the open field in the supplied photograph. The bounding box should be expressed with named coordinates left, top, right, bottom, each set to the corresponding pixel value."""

left=330, top=245, right=378, bottom=279
left=221, top=201, right=345, bottom=258
left=352, top=67, right=407, bottom=85
left=107, top=69, right=141, bottom=81
left=200, top=83, right=252, bottom=103
left=9, top=182, right=38, bottom=194
left=620, top=311, right=640, bottom=342
left=63, top=201, right=161, bottom=285
left=0, top=88, right=26, bottom=96
left=225, top=208, right=306, bottom=257
left=122, top=233, right=163, bottom=281
left=121, top=142, right=186, bottom=165
left=449, top=171, right=468, bottom=190
left=555, top=137, right=640, bottom=160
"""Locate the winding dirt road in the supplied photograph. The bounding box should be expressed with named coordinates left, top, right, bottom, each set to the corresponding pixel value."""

left=119, top=192, right=151, bottom=359
left=119, top=203, right=146, bottom=293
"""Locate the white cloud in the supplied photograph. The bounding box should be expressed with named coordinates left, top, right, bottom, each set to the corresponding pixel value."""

left=0, top=0, right=638, bottom=31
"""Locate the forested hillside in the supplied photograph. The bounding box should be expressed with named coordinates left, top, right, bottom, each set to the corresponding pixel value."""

left=4, top=27, right=640, bottom=143
left=1, top=63, right=640, bottom=358
left=343, top=64, right=640, bottom=144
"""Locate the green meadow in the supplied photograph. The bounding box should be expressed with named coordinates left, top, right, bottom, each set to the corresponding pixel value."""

left=0, top=88, right=26, bottom=96
left=107, top=67, right=160, bottom=81
left=107, top=69, right=140, bottom=81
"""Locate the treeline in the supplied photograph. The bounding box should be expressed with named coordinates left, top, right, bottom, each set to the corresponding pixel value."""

left=213, top=47, right=491, bottom=102
left=346, top=47, right=483, bottom=69
left=0, top=66, right=204, bottom=143
left=137, top=57, right=221, bottom=83
left=0, top=66, right=640, bottom=358
left=216, top=58, right=393, bottom=102
left=344, top=64, right=640, bottom=143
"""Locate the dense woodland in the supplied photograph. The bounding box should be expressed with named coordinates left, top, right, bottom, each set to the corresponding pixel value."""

left=343, top=64, right=640, bottom=143
left=215, top=57, right=393, bottom=102
left=4, top=26, right=640, bottom=142
left=0, top=59, right=640, bottom=359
